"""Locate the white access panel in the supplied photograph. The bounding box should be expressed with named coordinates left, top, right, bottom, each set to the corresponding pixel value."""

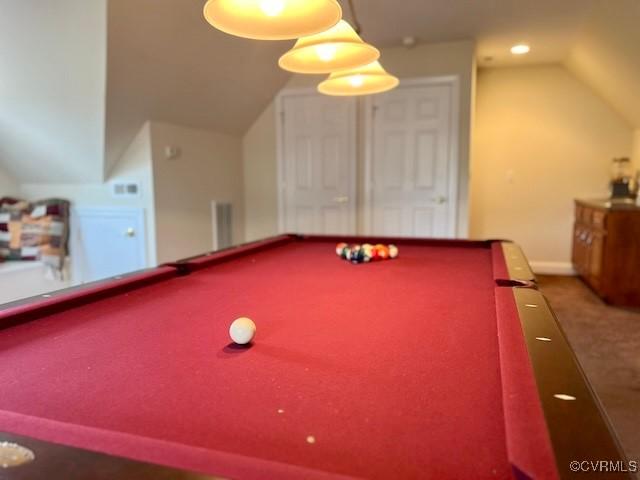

left=70, top=207, right=147, bottom=283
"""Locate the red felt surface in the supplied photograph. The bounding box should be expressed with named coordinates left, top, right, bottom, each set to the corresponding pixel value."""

left=0, top=240, right=552, bottom=479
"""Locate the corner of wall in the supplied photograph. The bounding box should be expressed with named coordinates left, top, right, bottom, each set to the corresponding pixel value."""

left=148, top=121, right=245, bottom=263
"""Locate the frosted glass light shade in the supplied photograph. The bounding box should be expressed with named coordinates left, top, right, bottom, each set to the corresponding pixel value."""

left=278, top=20, right=380, bottom=74
left=318, top=61, right=399, bottom=96
left=203, top=0, right=342, bottom=40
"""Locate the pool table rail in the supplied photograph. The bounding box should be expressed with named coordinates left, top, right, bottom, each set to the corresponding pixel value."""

left=509, top=286, right=632, bottom=479
left=0, top=431, right=222, bottom=480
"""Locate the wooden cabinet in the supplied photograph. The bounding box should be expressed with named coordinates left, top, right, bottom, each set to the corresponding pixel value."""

left=573, top=199, right=640, bottom=307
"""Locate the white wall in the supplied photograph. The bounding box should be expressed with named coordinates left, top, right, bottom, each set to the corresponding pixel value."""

left=242, top=40, right=476, bottom=239
left=20, top=120, right=247, bottom=268
left=0, top=0, right=107, bottom=183
left=243, top=103, right=278, bottom=242
left=150, top=122, right=244, bottom=264
left=0, top=167, right=19, bottom=197
left=20, top=122, right=157, bottom=266
left=471, top=65, right=632, bottom=272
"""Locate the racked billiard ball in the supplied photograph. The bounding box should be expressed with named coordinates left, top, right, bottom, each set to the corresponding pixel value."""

left=389, top=244, right=399, bottom=259
left=344, top=246, right=354, bottom=261
left=350, top=245, right=363, bottom=264
left=377, top=245, right=390, bottom=260
left=336, top=242, right=348, bottom=256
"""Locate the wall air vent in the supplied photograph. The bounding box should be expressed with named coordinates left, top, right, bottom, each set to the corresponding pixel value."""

left=111, top=181, right=141, bottom=198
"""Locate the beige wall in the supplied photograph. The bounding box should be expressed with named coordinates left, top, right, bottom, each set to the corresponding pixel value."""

left=242, top=40, right=476, bottom=239
left=471, top=65, right=632, bottom=272
left=150, top=122, right=244, bottom=264
left=633, top=130, right=640, bottom=172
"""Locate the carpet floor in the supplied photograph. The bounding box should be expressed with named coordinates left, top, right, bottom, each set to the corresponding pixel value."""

left=538, top=275, right=640, bottom=470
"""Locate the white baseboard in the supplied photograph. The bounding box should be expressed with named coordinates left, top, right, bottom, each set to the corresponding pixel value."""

left=529, top=261, right=576, bottom=276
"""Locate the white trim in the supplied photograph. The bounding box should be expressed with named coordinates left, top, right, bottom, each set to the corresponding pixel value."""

left=275, top=90, right=288, bottom=234
left=529, top=261, right=576, bottom=276
left=363, top=95, right=373, bottom=235
left=211, top=201, right=219, bottom=251
left=363, top=75, right=462, bottom=238
left=275, top=88, right=357, bottom=235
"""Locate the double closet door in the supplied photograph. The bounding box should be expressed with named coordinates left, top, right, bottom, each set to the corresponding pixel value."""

left=278, top=78, right=458, bottom=238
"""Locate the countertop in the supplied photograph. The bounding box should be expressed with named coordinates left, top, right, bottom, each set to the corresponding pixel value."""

left=576, top=198, right=640, bottom=211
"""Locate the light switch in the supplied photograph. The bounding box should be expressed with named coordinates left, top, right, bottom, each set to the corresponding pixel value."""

left=165, top=146, right=181, bottom=160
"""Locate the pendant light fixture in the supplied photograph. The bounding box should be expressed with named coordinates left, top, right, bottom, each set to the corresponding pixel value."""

left=278, top=20, right=379, bottom=74
left=203, top=0, right=342, bottom=41
left=318, top=61, right=399, bottom=96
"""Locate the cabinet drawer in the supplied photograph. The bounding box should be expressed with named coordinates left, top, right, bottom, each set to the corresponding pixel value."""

left=580, top=206, right=593, bottom=224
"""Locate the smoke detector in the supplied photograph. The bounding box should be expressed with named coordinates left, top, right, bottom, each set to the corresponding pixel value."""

left=402, top=36, right=417, bottom=48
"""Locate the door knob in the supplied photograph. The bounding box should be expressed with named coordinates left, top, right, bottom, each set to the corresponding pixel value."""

left=333, top=196, right=349, bottom=204
left=125, top=227, right=136, bottom=237
left=431, top=196, right=447, bottom=205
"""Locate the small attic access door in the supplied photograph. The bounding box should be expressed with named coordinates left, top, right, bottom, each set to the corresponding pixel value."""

left=70, top=207, right=147, bottom=283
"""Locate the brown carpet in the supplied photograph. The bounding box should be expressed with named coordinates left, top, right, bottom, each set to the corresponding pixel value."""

left=538, top=275, right=640, bottom=466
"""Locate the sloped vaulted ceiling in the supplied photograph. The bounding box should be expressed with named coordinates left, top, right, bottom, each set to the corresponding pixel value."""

left=106, top=0, right=606, bottom=175
left=0, top=0, right=107, bottom=183
left=1, top=0, right=637, bottom=184
left=566, top=0, right=640, bottom=129
left=104, top=0, right=291, bottom=177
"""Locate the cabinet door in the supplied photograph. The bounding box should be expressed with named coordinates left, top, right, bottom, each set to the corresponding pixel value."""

left=572, top=224, right=587, bottom=275
left=572, top=224, right=581, bottom=271
left=588, top=231, right=605, bottom=283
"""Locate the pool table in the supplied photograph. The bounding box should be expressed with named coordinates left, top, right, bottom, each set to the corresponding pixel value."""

left=0, top=235, right=629, bottom=479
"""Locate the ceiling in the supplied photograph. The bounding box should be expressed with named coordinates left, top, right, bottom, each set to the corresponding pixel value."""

left=105, top=0, right=607, bottom=173
left=0, top=0, right=106, bottom=183
left=1, top=0, right=635, bottom=184
left=566, top=0, right=640, bottom=128
left=350, top=0, right=600, bottom=67
left=105, top=0, right=291, bottom=175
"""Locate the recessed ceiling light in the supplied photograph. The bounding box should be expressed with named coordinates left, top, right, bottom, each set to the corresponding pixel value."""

left=511, top=44, right=530, bottom=55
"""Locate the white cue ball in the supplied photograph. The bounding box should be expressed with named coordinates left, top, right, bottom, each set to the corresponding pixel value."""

left=229, top=317, right=256, bottom=345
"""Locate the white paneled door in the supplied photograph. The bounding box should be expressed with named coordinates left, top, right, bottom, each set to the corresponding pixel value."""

left=279, top=92, right=356, bottom=235
left=365, top=78, right=459, bottom=238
